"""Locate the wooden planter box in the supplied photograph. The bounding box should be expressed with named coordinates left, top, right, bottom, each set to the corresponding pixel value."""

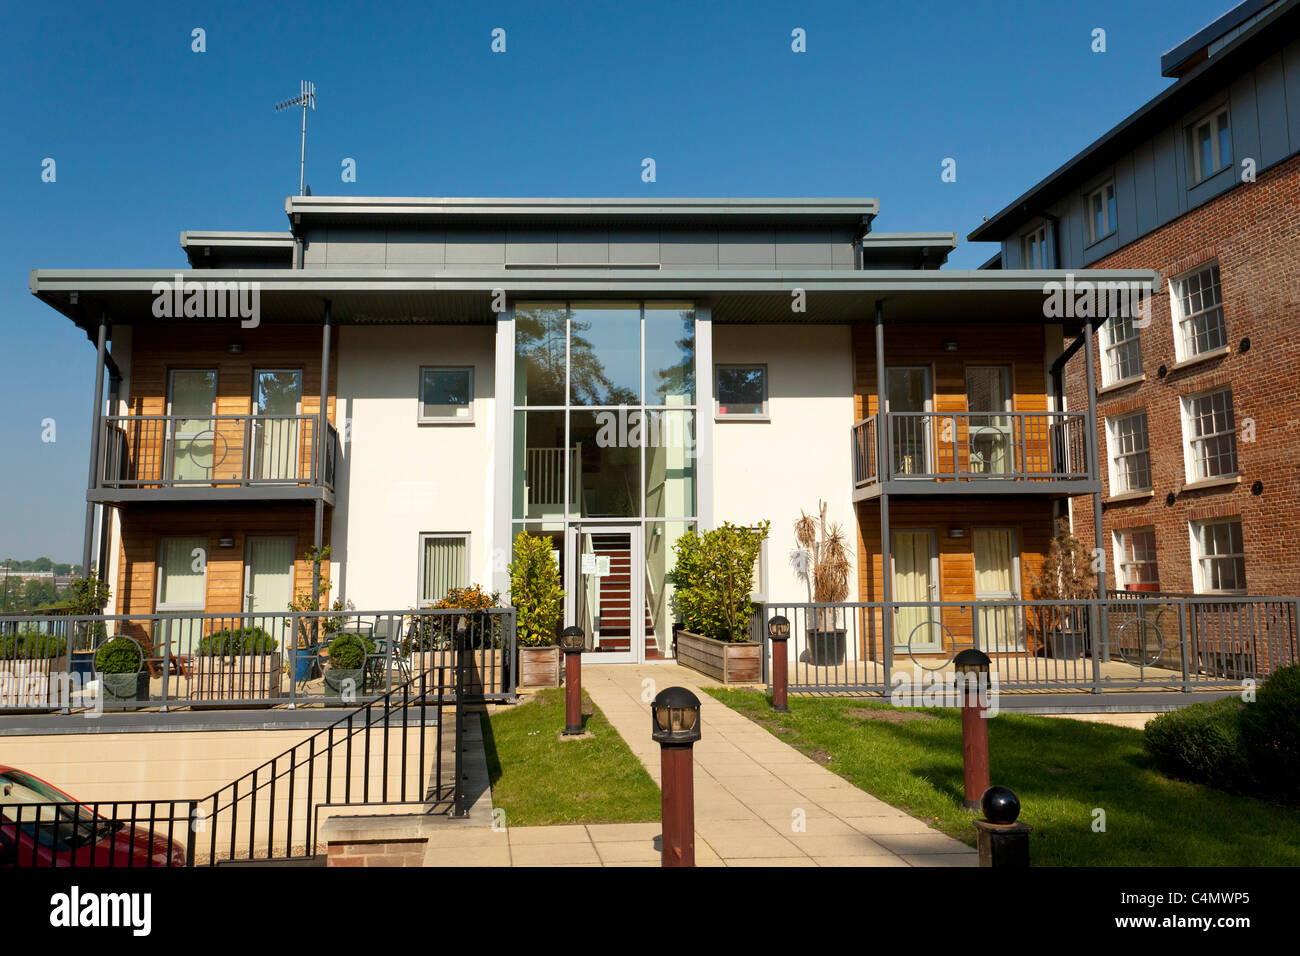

left=192, top=654, right=283, bottom=701
left=0, top=659, right=58, bottom=708
left=518, top=646, right=560, bottom=689
left=676, top=631, right=761, bottom=684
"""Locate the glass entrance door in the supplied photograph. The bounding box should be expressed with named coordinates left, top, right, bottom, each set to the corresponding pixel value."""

left=167, top=370, right=217, bottom=482
left=251, top=370, right=303, bottom=481
left=886, top=367, right=932, bottom=476
left=892, top=529, right=940, bottom=652
left=565, top=524, right=643, bottom=663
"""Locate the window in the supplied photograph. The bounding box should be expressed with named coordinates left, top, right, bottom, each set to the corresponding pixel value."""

left=1190, top=519, right=1245, bottom=594
left=715, top=364, right=768, bottom=419
left=1188, top=106, right=1231, bottom=183
left=1100, top=315, right=1142, bottom=385
left=1085, top=181, right=1117, bottom=244
left=156, top=536, right=208, bottom=610
left=1171, top=263, right=1227, bottom=360
left=1181, top=389, right=1237, bottom=481
left=749, top=530, right=768, bottom=601
left=1021, top=224, right=1050, bottom=268
left=419, top=366, right=474, bottom=423
left=1107, top=412, right=1152, bottom=493
left=1114, top=528, right=1159, bottom=590
left=419, top=534, right=469, bottom=606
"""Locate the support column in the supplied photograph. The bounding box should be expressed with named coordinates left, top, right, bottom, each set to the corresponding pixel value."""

left=81, top=310, right=108, bottom=577
left=1081, top=320, right=1108, bottom=668
left=313, top=300, right=332, bottom=605
left=492, top=306, right=516, bottom=597
left=874, top=300, right=892, bottom=653
left=95, top=371, right=122, bottom=582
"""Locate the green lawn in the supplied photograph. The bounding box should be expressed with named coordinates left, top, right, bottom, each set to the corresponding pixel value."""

left=705, top=689, right=1300, bottom=866
left=481, top=688, right=661, bottom=826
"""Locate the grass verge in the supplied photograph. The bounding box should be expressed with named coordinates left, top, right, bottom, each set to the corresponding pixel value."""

left=705, top=688, right=1300, bottom=866
left=481, top=688, right=660, bottom=826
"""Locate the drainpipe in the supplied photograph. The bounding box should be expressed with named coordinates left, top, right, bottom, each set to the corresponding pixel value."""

left=312, top=300, right=332, bottom=606
left=96, top=370, right=122, bottom=582
left=875, top=299, right=892, bottom=653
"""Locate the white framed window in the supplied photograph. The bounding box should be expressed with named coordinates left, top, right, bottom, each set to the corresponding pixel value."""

left=1106, top=412, right=1152, bottom=493
left=1113, top=528, right=1159, bottom=590
left=1085, top=181, right=1117, bottom=244
left=1181, top=388, right=1237, bottom=482
left=418, top=366, right=474, bottom=423
left=1171, top=263, right=1227, bottom=361
left=1187, top=106, right=1231, bottom=184
left=1021, top=224, right=1051, bottom=268
left=1100, top=315, right=1142, bottom=385
left=715, top=364, right=768, bottom=419
left=748, top=531, right=768, bottom=602
left=156, top=536, right=208, bottom=610
left=1190, top=519, right=1245, bottom=594
left=418, top=533, right=470, bottom=606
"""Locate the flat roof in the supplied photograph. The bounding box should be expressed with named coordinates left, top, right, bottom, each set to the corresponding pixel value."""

left=968, top=0, right=1300, bottom=243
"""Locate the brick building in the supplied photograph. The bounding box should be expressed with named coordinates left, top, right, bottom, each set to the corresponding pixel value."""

left=969, top=0, right=1300, bottom=596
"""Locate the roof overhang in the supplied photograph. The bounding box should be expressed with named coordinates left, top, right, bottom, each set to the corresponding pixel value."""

left=180, top=231, right=295, bottom=268
left=283, top=195, right=880, bottom=231
left=31, top=267, right=1160, bottom=338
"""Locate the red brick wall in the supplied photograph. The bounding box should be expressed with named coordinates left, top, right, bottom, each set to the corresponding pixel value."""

left=1066, top=153, right=1300, bottom=595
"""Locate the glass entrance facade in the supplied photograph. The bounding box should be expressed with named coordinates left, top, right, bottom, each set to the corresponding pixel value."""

left=512, top=301, right=698, bottom=658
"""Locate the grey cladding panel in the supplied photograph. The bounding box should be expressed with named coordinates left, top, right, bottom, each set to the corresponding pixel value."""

left=1132, top=140, right=1158, bottom=236
left=608, top=230, right=659, bottom=264
left=1115, top=154, right=1140, bottom=245
left=718, top=230, right=777, bottom=267
left=775, top=229, right=833, bottom=266
left=1229, top=74, right=1262, bottom=173
left=660, top=229, right=719, bottom=267
left=1284, top=37, right=1300, bottom=154
left=1152, top=126, right=1183, bottom=225
left=386, top=229, right=445, bottom=266
left=506, top=230, right=559, bottom=264
left=326, top=228, right=385, bottom=265
left=445, top=229, right=506, bottom=264
left=1256, top=53, right=1290, bottom=165
left=558, top=229, right=609, bottom=264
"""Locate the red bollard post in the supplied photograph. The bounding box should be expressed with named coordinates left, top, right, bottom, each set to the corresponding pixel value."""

left=954, top=648, right=992, bottom=810
left=560, top=626, right=585, bottom=736
left=651, top=687, right=701, bottom=867
left=768, top=615, right=790, bottom=712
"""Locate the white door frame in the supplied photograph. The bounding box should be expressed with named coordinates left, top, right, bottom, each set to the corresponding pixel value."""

left=564, top=523, right=643, bottom=664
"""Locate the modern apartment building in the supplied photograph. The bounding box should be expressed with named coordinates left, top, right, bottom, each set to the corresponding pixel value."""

left=969, top=0, right=1300, bottom=596
left=33, top=195, right=1156, bottom=662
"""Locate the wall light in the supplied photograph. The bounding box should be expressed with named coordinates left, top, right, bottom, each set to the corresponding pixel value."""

left=943, top=340, right=959, bottom=352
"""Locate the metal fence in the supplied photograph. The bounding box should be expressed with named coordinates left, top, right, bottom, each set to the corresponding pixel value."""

left=98, top=414, right=339, bottom=492
left=0, top=654, right=470, bottom=866
left=755, top=595, right=1300, bottom=695
left=0, top=607, right=516, bottom=712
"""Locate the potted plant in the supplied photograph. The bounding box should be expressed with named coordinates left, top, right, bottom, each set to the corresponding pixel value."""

left=324, top=632, right=374, bottom=699
left=66, top=575, right=111, bottom=678
left=509, top=533, right=564, bottom=689
left=407, top=584, right=506, bottom=691
left=794, top=501, right=853, bottom=666
left=95, top=636, right=147, bottom=702
left=1032, top=518, right=1096, bottom=659
left=193, top=626, right=282, bottom=701
left=287, top=546, right=347, bottom=682
left=668, top=521, right=768, bottom=683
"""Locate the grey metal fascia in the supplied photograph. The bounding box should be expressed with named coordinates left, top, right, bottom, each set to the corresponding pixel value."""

left=861, top=232, right=959, bottom=250
left=179, top=231, right=295, bottom=249
left=283, top=195, right=880, bottom=219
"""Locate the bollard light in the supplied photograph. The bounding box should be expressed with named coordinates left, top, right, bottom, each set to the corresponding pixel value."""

left=652, top=687, right=700, bottom=867
left=560, top=626, right=585, bottom=736
left=954, top=647, right=992, bottom=810
left=974, top=785, right=1032, bottom=868
left=768, top=616, right=790, bottom=713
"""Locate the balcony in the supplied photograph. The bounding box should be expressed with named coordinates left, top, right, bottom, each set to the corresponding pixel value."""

left=91, top=414, right=339, bottom=504
left=852, top=411, right=1096, bottom=497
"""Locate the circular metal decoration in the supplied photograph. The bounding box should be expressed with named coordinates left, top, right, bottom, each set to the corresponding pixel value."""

left=179, top=429, right=230, bottom=474
left=969, top=426, right=1008, bottom=471
left=1157, top=364, right=1168, bottom=378
left=981, top=786, right=1021, bottom=824
left=1165, top=492, right=1177, bottom=507
left=1239, top=337, right=1251, bottom=354
left=904, top=617, right=958, bottom=671
left=1251, top=480, right=1263, bottom=496
left=1115, top=616, right=1164, bottom=669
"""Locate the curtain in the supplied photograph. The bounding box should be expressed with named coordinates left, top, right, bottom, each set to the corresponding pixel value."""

left=893, top=532, right=934, bottom=650
left=158, top=537, right=207, bottom=607
left=974, top=529, right=1022, bottom=650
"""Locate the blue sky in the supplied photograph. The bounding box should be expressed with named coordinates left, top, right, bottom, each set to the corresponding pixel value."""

left=0, top=0, right=1233, bottom=561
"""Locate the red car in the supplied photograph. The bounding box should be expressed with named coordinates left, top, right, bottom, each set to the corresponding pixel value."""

left=0, top=766, right=187, bottom=867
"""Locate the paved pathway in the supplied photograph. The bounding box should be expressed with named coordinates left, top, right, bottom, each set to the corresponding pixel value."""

left=423, top=663, right=976, bottom=866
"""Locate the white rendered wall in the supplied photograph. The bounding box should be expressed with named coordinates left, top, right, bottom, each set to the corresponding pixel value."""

left=332, top=325, right=497, bottom=609
left=711, top=324, right=858, bottom=604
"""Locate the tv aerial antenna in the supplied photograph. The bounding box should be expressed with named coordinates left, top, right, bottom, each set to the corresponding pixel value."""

left=275, top=81, right=316, bottom=196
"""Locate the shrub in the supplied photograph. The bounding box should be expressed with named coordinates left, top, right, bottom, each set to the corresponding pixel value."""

left=198, top=626, right=278, bottom=656
left=95, top=637, right=144, bottom=675
left=426, top=584, right=504, bottom=650
left=328, top=633, right=374, bottom=670
left=1241, top=664, right=1300, bottom=803
left=509, top=533, right=563, bottom=647
left=1143, top=697, right=1254, bottom=792
left=668, top=521, right=769, bottom=643
left=21, top=634, right=67, bottom=659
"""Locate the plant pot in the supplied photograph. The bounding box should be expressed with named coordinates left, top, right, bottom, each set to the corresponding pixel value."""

left=70, top=651, right=95, bottom=680
left=101, top=671, right=148, bottom=702
left=324, top=667, right=366, bottom=698
left=676, top=631, right=761, bottom=684
left=518, top=646, right=560, bottom=689
left=808, top=629, right=847, bottom=666
left=294, top=652, right=316, bottom=683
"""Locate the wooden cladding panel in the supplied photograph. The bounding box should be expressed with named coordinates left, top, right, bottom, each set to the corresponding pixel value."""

left=116, top=505, right=329, bottom=617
